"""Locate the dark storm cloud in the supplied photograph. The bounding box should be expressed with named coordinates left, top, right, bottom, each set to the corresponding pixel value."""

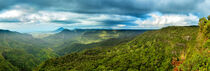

left=0, top=0, right=16, bottom=10
left=0, top=0, right=208, bottom=15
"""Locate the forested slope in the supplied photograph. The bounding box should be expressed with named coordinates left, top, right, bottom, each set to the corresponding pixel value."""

left=44, top=29, right=145, bottom=55
left=0, top=30, right=58, bottom=71
left=0, top=29, right=144, bottom=71
left=36, top=16, right=210, bottom=71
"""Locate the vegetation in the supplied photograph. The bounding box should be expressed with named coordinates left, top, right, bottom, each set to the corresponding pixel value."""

left=36, top=16, right=210, bottom=71
left=0, top=29, right=144, bottom=71
left=0, top=30, right=58, bottom=71
left=54, top=30, right=145, bottom=55
left=179, top=16, right=209, bottom=71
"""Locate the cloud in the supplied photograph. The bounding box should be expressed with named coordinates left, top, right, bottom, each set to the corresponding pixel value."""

left=0, top=5, right=201, bottom=32
left=117, top=24, right=126, bottom=27
left=51, top=20, right=79, bottom=24
left=0, top=10, right=23, bottom=18
left=134, top=12, right=199, bottom=29
left=0, top=0, right=209, bottom=16
left=0, top=6, right=138, bottom=32
left=0, top=0, right=208, bottom=32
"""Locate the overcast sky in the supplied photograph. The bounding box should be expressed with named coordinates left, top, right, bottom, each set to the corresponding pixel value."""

left=0, top=0, right=209, bottom=32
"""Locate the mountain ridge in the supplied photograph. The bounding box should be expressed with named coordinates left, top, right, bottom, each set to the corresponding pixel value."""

left=35, top=16, right=210, bottom=71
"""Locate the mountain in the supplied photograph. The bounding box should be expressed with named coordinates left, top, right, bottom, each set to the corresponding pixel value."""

left=36, top=16, right=209, bottom=71
left=0, top=29, right=58, bottom=71
left=37, top=26, right=208, bottom=71
left=0, top=29, right=11, bottom=33
left=53, top=27, right=65, bottom=33
left=43, top=29, right=86, bottom=50
left=0, top=28, right=147, bottom=71
left=44, top=29, right=146, bottom=55
left=30, top=27, right=66, bottom=38
left=56, top=36, right=139, bottom=56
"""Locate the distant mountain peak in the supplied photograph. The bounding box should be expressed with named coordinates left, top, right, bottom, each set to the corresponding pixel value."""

left=0, top=29, right=14, bottom=33
left=57, top=27, right=65, bottom=30
left=0, top=29, right=10, bottom=32
left=54, top=27, right=66, bottom=32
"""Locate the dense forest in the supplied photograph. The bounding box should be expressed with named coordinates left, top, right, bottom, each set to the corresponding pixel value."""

left=0, top=30, right=58, bottom=71
left=0, top=28, right=144, bottom=71
left=36, top=16, right=209, bottom=71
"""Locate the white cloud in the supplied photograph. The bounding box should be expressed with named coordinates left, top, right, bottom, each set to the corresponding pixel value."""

left=134, top=12, right=199, bottom=28
left=88, top=14, right=136, bottom=21
left=0, top=10, right=23, bottom=18
left=117, top=24, right=126, bottom=27
left=18, top=11, right=88, bottom=23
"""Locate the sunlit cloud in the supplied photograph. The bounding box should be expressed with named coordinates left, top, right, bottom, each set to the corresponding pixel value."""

left=134, top=12, right=199, bottom=29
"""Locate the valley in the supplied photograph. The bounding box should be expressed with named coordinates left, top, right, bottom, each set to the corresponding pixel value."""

left=0, top=29, right=146, bottom=71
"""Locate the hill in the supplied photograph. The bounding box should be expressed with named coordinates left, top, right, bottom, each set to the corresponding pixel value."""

left=0, top=30, right=58, bottom=71
left=36, top=16, right=209, bottom=71
left=0, top=28, right=146, bottom=71
left=44, top=29, right=146, bottom=55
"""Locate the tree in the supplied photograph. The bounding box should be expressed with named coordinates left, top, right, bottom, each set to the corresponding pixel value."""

left=199, top=16, right=210, bottom=39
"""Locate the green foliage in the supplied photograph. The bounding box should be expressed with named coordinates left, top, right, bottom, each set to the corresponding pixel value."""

left=0, top=29, right=143, bottom=71
left=2, top=49, right=39, bottom=71
left=1, top=22, right=209, bottom=71
left=199, top=16, right=210, bottom=39
left=0, top=49, right=19, bottom=71
left=52, top=30, right=144, bottom=55
left=180, top=48, right=209, bottom=71
left=0, top=60, right=19, bottom=71
left=179, top=16, right=210, bottom=70
left=0, top=30, right=58, bottom=71
left=37, top=26, right=201, bottom=71
left=56, top=37, right=136, bottom=56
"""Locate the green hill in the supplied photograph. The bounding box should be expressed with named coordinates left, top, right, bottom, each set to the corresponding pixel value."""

left=0, top=47, right=19, bottom=71
left=0, top=30, right=58, bottom=71
left=0, top=29, right=145, bottom=71
left=36, top=16, right=209, bottom=71
left=44, top=29, right=145, bottom=55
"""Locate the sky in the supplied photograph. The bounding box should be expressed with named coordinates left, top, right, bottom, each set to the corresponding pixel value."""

left=0, top=0, right=209, bottom=32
